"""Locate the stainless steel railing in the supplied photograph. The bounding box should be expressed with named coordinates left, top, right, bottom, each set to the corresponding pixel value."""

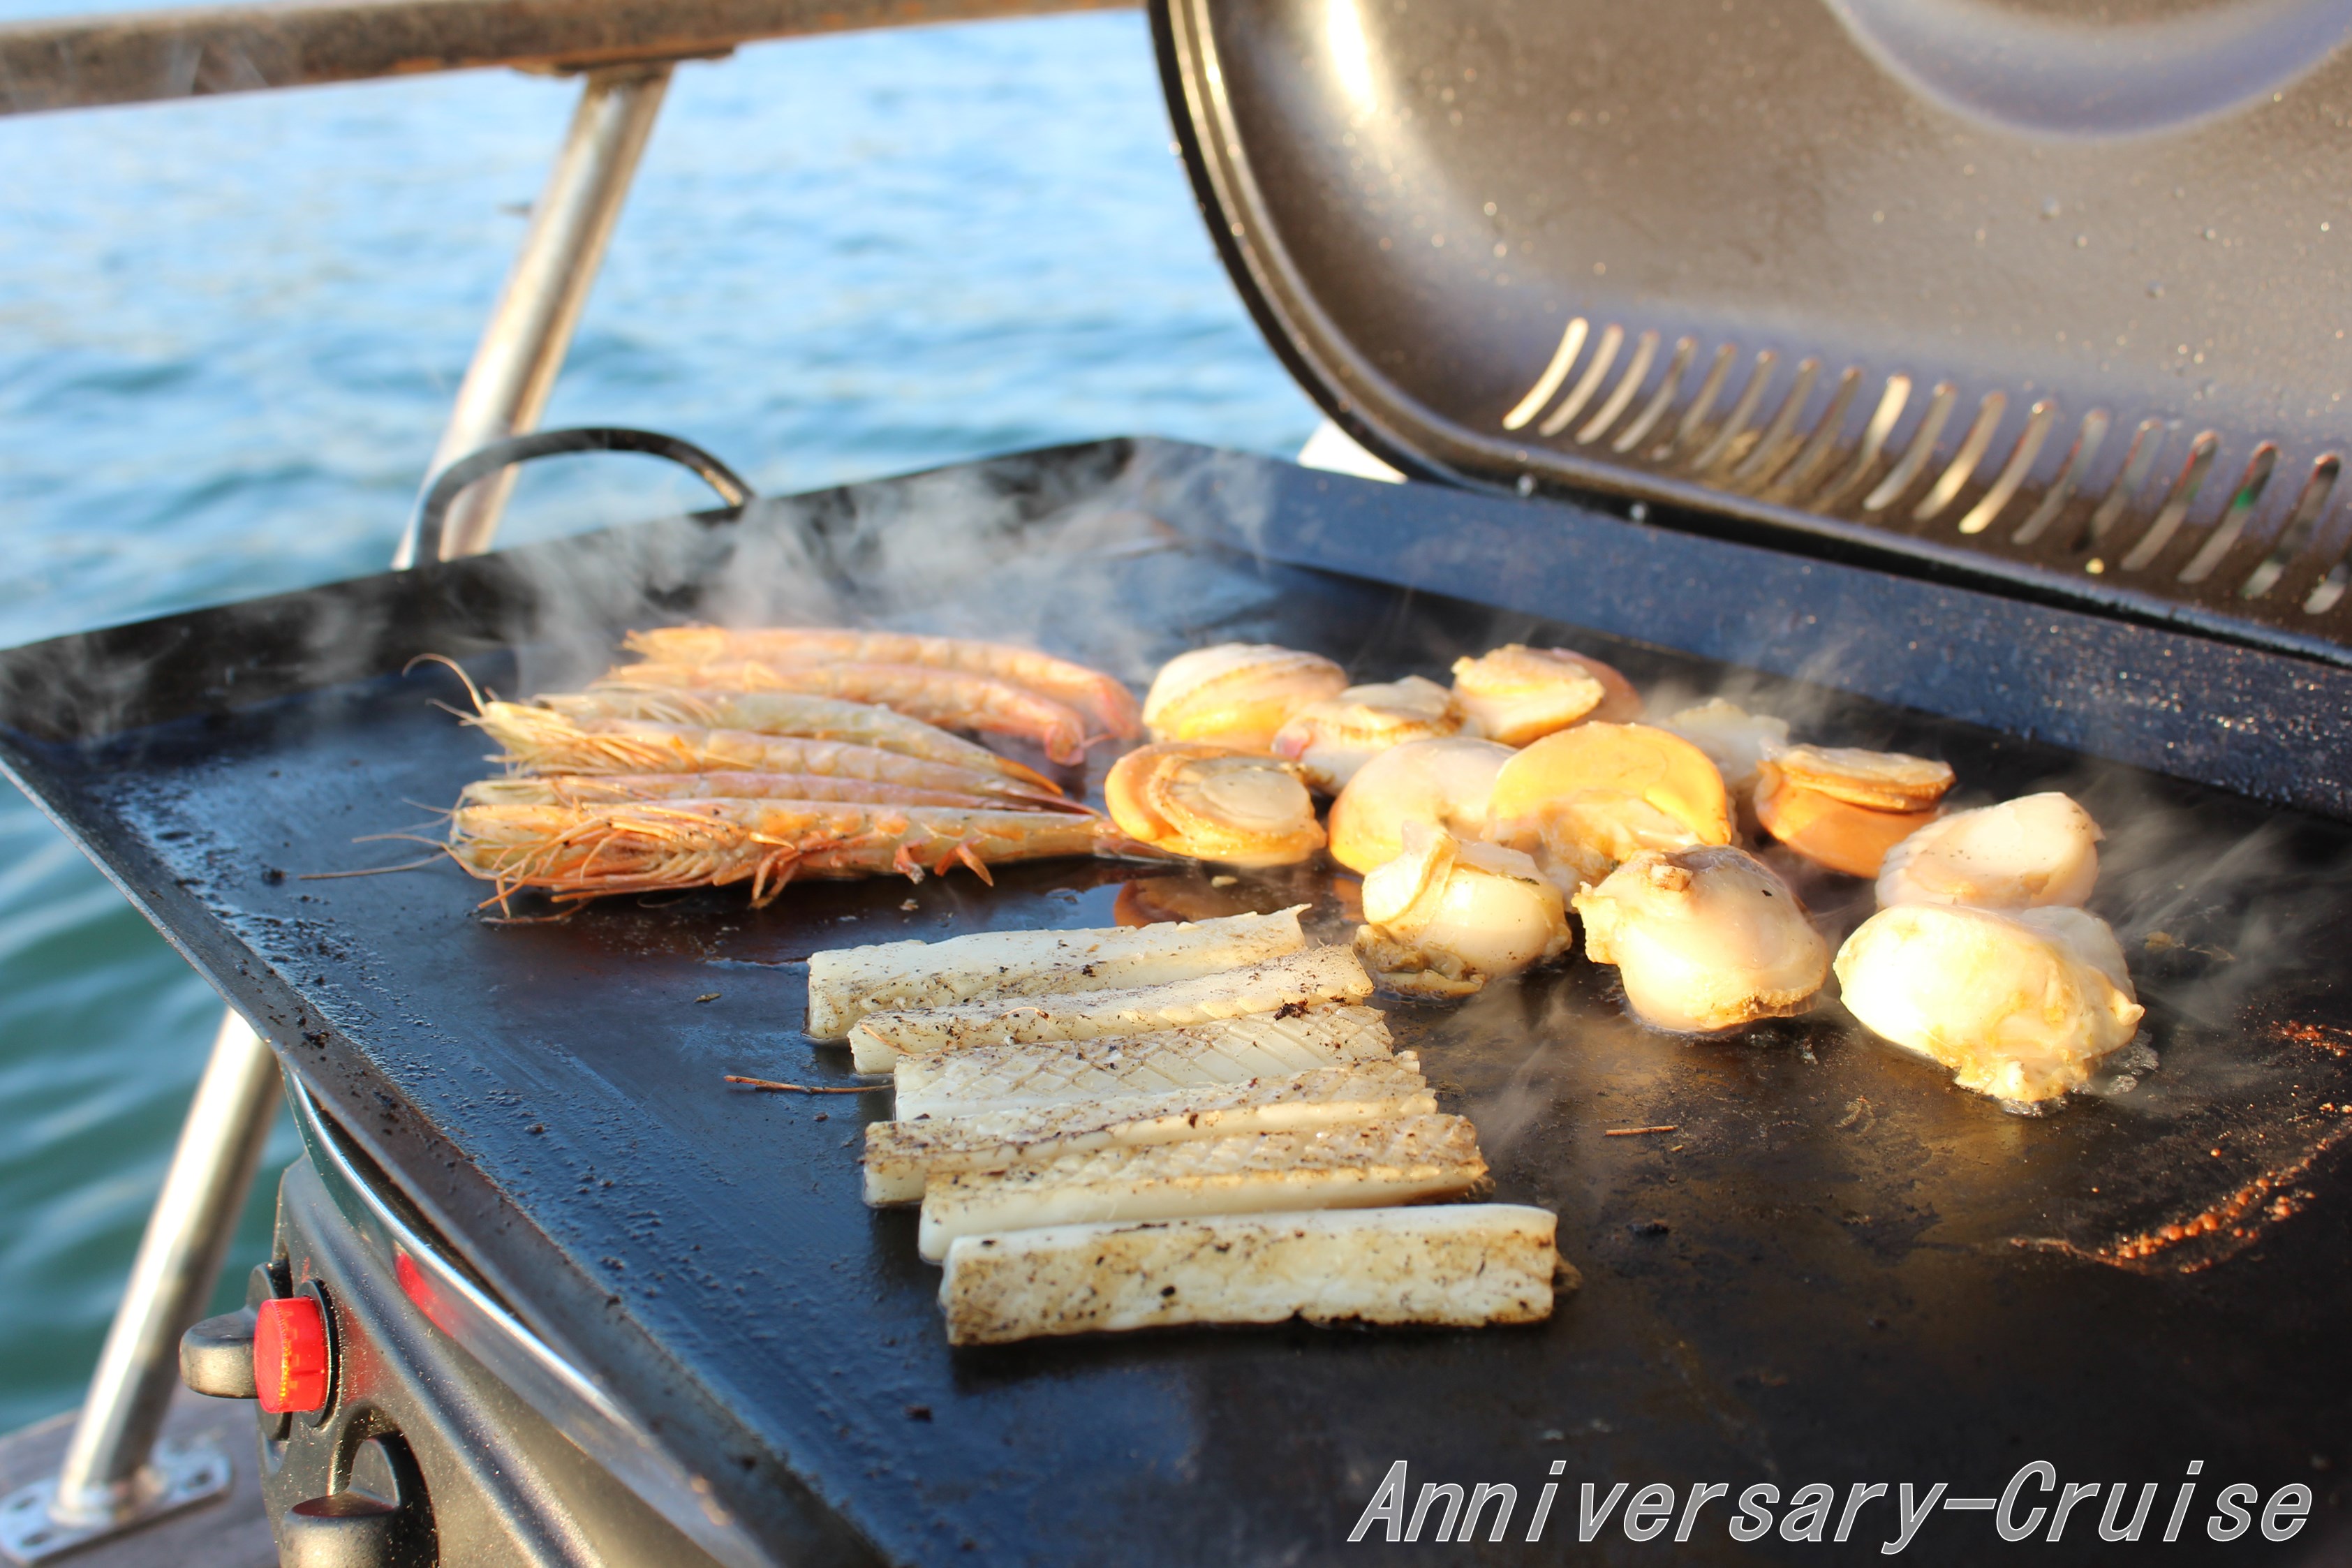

left=0, top=0, right=1130, bottom=1557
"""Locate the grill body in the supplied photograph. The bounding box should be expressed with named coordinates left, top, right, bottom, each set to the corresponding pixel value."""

left=0, top=440, right=2348, bottom=1564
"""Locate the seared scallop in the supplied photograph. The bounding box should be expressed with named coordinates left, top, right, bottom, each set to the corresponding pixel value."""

left=1449, top=644, right=1641, bottom=746
left=1273, top=676, right=1461, bottom=794
left=1143, top=644, right=1347, bottom=752
left=1327, top=737, right=1514, bottom=874
left=1354, top=824, right=1570, bottom=998
left=1875, top=792, right=2101, bottom=910
left=1572, top=846, right=1829, bottom=1033
left=1833, top=903, right=2144, bottom=1105
left=1487, top=722, right=1733, bottom=891
left=1105, top=743, right=1325, bottom=868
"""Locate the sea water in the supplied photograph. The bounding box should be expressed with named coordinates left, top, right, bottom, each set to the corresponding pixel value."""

left=0, top=5, right=1315, bottom=1428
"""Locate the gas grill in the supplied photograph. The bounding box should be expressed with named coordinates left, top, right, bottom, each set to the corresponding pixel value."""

left=5, top=1, right=2352, bottom=1565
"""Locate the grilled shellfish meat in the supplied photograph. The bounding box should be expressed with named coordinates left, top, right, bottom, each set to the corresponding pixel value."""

left=1142, top=642, right=1347, bottom=751
left=1486, top=722, right=1735, bottom=892
left=1833, top=903, right=2145, bottom=1105
left=1272, top=676, right=1461, bottom=793
left=1326, top=736, right=1514, bottom=873
left=1875, top=792, right=2102, bottom=910
left=1572, top=846, right=1829, bottom=1033
left=1354, top=824, right=1570, bottom=998
left=1104, top=742, right=1326, bottom=867
left=1449, top=644, right=1641, bottom=745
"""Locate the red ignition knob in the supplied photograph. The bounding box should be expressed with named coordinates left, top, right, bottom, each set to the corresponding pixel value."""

left=253, top=1295, right=332, bottom=1414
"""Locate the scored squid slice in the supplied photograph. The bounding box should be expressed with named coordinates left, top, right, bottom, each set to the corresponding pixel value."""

left=1449, top=644, right=1643, bottom=746
left=938, top=1205, right=1565, bottom=1345
left=1326, top=736, right=1514, bottom=874
left=1875, top=792, right=2102, bottom=910
left=1833, top=903, right=2145, bottom=1105
left=1354, top=824, right=1570, bottom=999
left=891, top=1005, right=1403, bottom=1119
left=804, top=906, right=1308, bottom=1039
left=1572, top=845, right=1830, bottom=1033
left=845, top=944, right=1377, bottom=1070
left=1486, top=722, right=1734, bottom=892
left=1271, top=676, right=1461, bottom=794
left=862, top=1065, right=1437, bottom=1204
left=1658, top=697, right=1791, bottom=799
left=1104, top=743, right=1326, bottom=867
left=1141, top=643, right=1349, bottom=751
left=915, top=1112, right=1487, bottom=1261
left=1752, top=761, right=1941, bottom=879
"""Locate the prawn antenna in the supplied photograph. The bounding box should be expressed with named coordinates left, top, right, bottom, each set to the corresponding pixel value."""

left=404, top=652, right=491, bottom=713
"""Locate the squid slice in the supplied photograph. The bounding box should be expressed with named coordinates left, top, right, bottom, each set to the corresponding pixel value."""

left=892, top=1005, right=1403, bottom=1119
left=1271, top=676, right=1461, bottom=794
left=1487, top=722, right=1734, bottom=891
left=1449, top=644, right=1643, bottom=746
left=1659, top=697, right=1790, bottom=799
left=1104, top=743, right=1325, bottom=867
left=1875, top=792, right=2102, bottom=910
left=938, top=1204, right=1565, bottom=1345
left=845, top=945, right=1377, bottom=1070
left=1354, top=824, right=1570, bottom=998
left=862, top=1066, right=1436, bottom=1204
left=1572, top=845, right=1830, bottom=1033
left=621, top=625, right=1144, bottom=741
left=1753, top=761, right=1940, bottom=878
left=1327, top=736, right=1514, bottom=873
left=1142, top=643, right=1348, bottom=751
left=915, top=1113, right=1486, bottom=1261
left=1833, top=903, right=2145, bottom=1105
left=804, top=906, right=1307, bottom=1039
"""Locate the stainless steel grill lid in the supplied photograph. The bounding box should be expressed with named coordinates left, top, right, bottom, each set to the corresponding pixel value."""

left=1152, top=0, right=2352, bottom=664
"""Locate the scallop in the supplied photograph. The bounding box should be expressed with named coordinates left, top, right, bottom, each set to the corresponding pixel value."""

left=1572, top=846, right=1829, bottom=1033
left=1659, top=697, right=1789, bottom=799
left=1449, top=644, right=1642, bottom=746
left=1875, top=792, right=2102, bottom=910
left=1486, top=722, right=1733, bottom=891
left=1833, top=903, right=2143, bottom=1105
left=1772, top=744, right=1953, bottom=813
left=1327, top=737, right=1514, bottom=873
left=1273, top=676, right=1461, bottom=793
left=1104, top=743, right=1325, bottom=868
left=1753, top=761, right=1941, bottom=880
left=1142, top=644, right=1347, bottom=752
left=1354, top=824, right=1570, bottom=998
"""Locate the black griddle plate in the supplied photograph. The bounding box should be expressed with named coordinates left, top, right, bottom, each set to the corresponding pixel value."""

left=3, top=440, right=2351, bottom=1566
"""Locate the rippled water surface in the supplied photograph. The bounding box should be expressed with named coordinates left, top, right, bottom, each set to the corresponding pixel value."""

left=0, top=6, right=1315, bottom=1428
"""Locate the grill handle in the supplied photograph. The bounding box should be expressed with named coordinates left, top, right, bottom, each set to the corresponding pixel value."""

left=408, top=426, right=757, bottom=563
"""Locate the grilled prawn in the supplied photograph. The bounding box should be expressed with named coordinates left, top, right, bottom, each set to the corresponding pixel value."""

left=469, top=704, right=1067, bottom=807
left=456, top=772, right=1010, bottom=812
left=449, top=799, right=1153, bottom=908
left=621, top=626, right=1143, bottom=741
left=528, top=688, right=1052, bottom=785
left=602, top=660, right=1097, bottom=765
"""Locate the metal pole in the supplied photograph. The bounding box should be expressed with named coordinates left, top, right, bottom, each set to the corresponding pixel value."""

left=394, top=61, right=672, bottom=566
left=47, top=1014, right=279, bottom=1527
left=7, top=64, right=673, bottom=1560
